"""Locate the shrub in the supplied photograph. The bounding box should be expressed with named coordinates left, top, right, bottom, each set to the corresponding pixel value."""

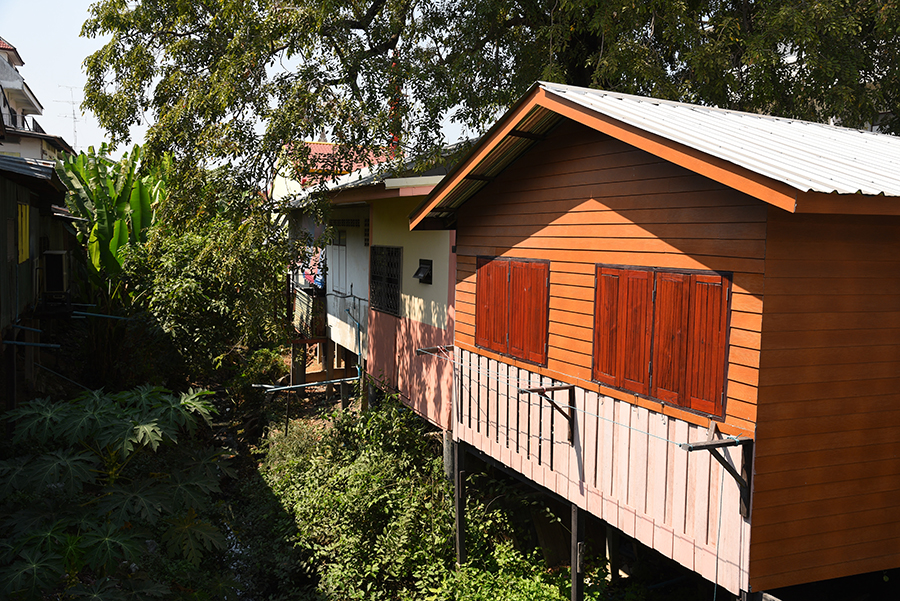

left=0, top=387, right=234, bottom=600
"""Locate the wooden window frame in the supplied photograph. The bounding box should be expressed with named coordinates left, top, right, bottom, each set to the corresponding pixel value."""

left=592, top=264, right=731, bottom=418
left=475, top=256, right=550, bottom=366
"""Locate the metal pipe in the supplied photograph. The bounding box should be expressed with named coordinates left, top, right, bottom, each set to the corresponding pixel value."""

left=265, top=376, right=360, bottom=394
left=11, top=323, right=42, bottom=333
left=72, top=311, right=132, bottom=321
left=2, top=340, right=61, bottom=349
left=346, top=307, right=365, bottom=410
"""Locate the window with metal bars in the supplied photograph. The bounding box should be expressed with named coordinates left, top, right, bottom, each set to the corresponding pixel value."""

left=370, top=246, right=402, bottom=316
left=593, top=264, right=731, bottom=417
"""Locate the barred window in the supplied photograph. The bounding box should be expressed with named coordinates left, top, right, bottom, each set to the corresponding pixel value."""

left=370, top=246, right=402, bottom=316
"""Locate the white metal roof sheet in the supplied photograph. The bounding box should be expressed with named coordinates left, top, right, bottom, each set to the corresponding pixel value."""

left=542, top=82, right=900, bottom=197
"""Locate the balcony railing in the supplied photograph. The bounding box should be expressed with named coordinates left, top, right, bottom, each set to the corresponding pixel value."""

left=2, top=112, right=45, bottom=133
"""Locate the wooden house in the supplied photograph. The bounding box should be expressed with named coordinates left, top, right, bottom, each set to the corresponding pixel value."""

left=0, top=155, right=73, bottom=409
left=409, top=82, right=900, bottom=597
left=276, top=150, right=456, bottom=429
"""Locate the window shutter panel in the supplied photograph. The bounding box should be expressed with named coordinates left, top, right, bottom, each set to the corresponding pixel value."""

left=617, top=269, right=653, bottom=395
left=686, top=273, right=729, bottom=415
left=593, top=266, right=621, bottom=387
left=475, top=257, right=509, bottom=354
left=652, top=271, right=690, bottom=406
left=509, top=260, right=549, bottom=364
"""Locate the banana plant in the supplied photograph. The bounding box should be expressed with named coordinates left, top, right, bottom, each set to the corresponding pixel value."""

left=55, top=144, right=166, bottom=279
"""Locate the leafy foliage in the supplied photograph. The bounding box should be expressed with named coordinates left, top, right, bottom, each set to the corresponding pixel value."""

left=55, top=144, right=165, bottom=287
left=122, top=183, right=294, bottom=371
left=256, top=395, right=624, bottom=601
left=0, top=387, right=232, bottom=600
left=81, top=0, right=899, bottom=200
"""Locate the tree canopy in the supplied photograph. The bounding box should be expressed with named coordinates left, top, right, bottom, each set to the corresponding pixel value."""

left=82, top=0, right=900, bottom=189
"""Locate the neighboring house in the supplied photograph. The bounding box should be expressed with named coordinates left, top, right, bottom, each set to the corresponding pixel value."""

left=410, top=81, right=900, bottom=598
left=274, top=145, right=456, bottom=429
left=0, top=154, right=75, bottom=411
left=0, top=36, right=74, bottom=161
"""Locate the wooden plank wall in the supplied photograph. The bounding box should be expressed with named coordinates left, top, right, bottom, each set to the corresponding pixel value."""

left=751, top=211, right=900, bottom=591
left=453, top=119, right=765, bottom=437
left=455, top=348, right=751, bottom=594
left=451, top=119, right=767, bottom=594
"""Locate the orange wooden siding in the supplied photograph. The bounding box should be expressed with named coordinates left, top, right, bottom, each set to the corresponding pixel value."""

left=454, top=119, right=766, bottom=433
left=750, top=211, right=900, bottom=591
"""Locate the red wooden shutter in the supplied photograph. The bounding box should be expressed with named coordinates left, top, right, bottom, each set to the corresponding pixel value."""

left=593, top=266, right=621, bottom=386
left=685, top=273, right=729, bottom=415
left=651, top=271, right=690, bottom=406
left=617, top=269, right=653, bottom=395
left=475, top=257, right=509, bottom=354
left=509, top=260, right=549, bottom=364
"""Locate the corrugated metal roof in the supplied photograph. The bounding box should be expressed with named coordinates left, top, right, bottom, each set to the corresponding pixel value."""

left=0, top=155, right=56, bottom=181
left=411, top=82, right=900, bottom=228
left=543, top=82, right=900, bottom=197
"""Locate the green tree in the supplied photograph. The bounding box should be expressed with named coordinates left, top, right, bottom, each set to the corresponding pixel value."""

left=123, top=166, right=295, bottom=373
left=81, top=0, right=899, bottom=194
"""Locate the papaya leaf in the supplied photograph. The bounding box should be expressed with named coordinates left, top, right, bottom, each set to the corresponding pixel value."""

left=161, top=508, right=225, bottom=567
left=0, top=548, right=65, bottom=600
left=68, top=576, right=130, bottom=601
left=185, top=446, right=236, bottom=482
left=0, top=456, right=31, bottom=499
left=177, top=388, right=216, bottom=429
left=82, top=521, right=142, bottom=575
left=30, top=449, right=97, bottom=495
left=167, top=469, right=218, bottom=510
left=94, top=417, right=138, bottom=460
left=22, top=519, right=68, bottom=555
left=58, top=394, right=117, bottom=445
left=119, top=577, right=172, bottom=599
left=8, top=397, right=73, bottom=444
left=97, top=479, right=171, bottom=526
left=131, top=419, right=164, bottom=452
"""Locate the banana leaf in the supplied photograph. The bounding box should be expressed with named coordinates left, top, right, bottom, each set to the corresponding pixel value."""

left=129, top=179, right=152, bottom=244
left=110, top=219, right=128, bottom=269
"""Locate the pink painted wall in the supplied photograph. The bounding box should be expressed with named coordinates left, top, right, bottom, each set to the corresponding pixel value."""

left=454, top=348, right=750, bottom=595
left=368, top=308, right=454, bottom=430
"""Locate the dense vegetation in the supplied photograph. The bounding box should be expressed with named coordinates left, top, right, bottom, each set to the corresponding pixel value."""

left=250, top=394, right=615, bottom=601
left=0, top=387, right=233, bottom=599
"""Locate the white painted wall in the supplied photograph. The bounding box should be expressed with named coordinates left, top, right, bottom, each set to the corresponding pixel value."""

left=371, top=196, right=452, bottom=330
left=325, top=206, right=370, bottom=357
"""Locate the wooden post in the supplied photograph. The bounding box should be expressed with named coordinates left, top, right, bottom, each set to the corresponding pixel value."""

left=606, top=523, right=620, bottom=583
left=571, top=504, right=584, bottom=601
left=325, top=340, right=335, bottom=398
left=455, top=441, right=467, bottom=565
left=291, top=342, right=307, bottom=386
left=340, top=381, right=349, bottom=410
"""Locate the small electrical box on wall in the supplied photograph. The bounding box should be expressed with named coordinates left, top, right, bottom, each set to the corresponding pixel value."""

left=413, top=259, right=433, bottom=285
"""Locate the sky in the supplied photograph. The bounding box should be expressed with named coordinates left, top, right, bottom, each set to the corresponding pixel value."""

left=0, top=0, right=145, bottom=153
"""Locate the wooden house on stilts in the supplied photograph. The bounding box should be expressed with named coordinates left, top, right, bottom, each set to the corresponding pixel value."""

left=410, top=82, right=900, bottom=598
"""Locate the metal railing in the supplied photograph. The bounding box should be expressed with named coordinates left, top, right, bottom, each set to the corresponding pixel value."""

left=2, top=111, right=44, bottom=133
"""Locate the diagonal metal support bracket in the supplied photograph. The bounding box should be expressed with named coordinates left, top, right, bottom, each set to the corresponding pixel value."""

left=415, top=345, right=455, bottom=356
left=680, top=425, right=754, bottom=518
left=519, top=384, right=576, bottom=444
